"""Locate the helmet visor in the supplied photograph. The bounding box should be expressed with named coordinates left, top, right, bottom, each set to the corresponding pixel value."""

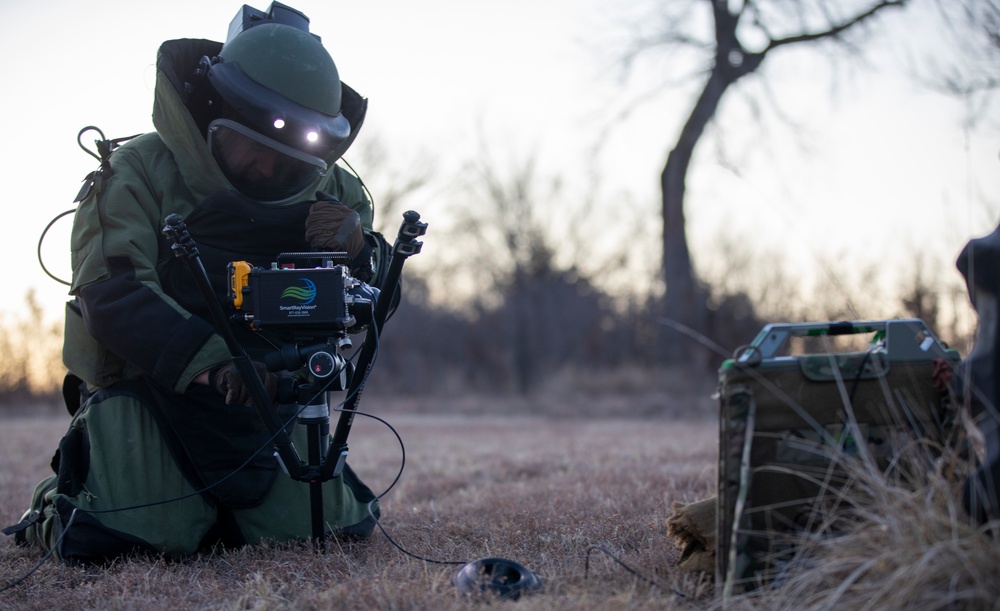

left=208, top=118, right=327, bottom=203
left=207, top=60, right=351, bottom=162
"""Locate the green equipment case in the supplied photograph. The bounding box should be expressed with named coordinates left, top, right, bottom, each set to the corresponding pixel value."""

left=716, top=319, right=961, bottom=594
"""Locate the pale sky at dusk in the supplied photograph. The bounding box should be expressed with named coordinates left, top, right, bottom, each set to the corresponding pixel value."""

left=1, top=0, right=996, bottom=324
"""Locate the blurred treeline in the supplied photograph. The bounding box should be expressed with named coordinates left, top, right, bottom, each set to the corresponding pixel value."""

left=369, top=239, right=975, bottom=396
left=0, top=290, right=63, bottom=407
left=4, top=143, right=985, bottom=410
left=0, top=227, right=974, bottom=409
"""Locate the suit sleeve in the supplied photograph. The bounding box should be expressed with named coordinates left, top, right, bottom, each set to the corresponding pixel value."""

left=69, top=146, right=230, bottom=393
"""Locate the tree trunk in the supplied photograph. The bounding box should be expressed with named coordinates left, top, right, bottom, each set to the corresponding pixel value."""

left=661, top=48, right=761, bottom=364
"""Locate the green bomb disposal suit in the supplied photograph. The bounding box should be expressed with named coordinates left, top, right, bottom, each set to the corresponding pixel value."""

left=21, top=35, right=381, bottom=563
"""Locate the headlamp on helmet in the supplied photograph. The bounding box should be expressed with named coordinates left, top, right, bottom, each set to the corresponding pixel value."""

left=207, top=58, right=351, bottom=162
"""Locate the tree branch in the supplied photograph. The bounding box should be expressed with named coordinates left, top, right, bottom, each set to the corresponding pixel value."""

left=765, top=0, right=907, bottom=53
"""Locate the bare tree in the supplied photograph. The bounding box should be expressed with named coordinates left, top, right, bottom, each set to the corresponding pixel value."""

left=924, top=0, right=1000, bottom=114
left=448, top=146, right=609, bottom=393
left=342, top=134, right=436, bottom=234
left=621, top=0, right=911, bottom=362
left=0, top=289, right=63, bottom=406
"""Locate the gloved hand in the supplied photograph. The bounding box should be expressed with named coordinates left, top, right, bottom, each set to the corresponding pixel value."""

left=208, top=361, right=278, bottom=407
left=305, top=192, right=365, bottom=258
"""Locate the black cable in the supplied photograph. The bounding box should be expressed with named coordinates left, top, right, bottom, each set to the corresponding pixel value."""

left=37, top=126, right=143, bottom=287
left=0, top=510, right=79, bottom=594
left=326, top=320, right=474, bottom=567
left=365, top=507, right=466, bottom=567
left=584, top=545, right=691, bottom=600
left=846, top=334, right=883, bottom=404
left=36, top=209, right=75, bottom=287
left=341, top=410, right=467, bottom=566
left=338, top=156, right=376, bottom=224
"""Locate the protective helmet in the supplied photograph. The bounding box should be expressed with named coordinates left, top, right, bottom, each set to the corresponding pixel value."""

left=204, top=19, right=352, bottom=202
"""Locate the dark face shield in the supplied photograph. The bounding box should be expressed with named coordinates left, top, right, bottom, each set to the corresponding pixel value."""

left=206, top=59, right=352, bottom=160
left=208, top=119, right=327, bottom=203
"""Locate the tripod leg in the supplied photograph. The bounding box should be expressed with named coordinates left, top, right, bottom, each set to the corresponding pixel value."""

left=310, top=480, right=324, bottom=546
left=304, top=413, right=330, bottom=545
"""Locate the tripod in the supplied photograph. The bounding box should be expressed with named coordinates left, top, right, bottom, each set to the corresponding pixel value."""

left=163, top=210, right=426, bottom=541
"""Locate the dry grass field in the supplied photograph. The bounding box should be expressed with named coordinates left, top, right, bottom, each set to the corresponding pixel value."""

left=0, top=387, right=722, bottom=610
left=2, top=378, right=1000, bottom=610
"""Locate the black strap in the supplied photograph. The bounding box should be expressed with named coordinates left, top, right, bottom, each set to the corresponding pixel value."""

left=1, top=512, right=40, bottom=538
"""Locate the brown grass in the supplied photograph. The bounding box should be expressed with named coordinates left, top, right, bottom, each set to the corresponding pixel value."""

left=0, top=395, right=718, bottom=610
left=3, top=387, right=999, bottom=610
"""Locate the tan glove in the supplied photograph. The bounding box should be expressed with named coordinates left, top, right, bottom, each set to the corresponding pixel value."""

left=209, top=361, right=278, bottom=407
left=304, top=193, right=365, bottom=258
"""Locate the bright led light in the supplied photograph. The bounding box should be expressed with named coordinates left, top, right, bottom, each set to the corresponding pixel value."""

left=306, top=131, right=319, bottom=143
left=273, top=118, right=286, bottom=129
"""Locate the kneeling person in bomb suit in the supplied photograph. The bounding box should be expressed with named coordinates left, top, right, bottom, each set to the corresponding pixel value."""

left=4, top=2, right=388, bottom=563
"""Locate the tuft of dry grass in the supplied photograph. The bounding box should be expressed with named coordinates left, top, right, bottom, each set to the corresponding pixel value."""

left=710, top=389, right=1000, bottom=611
left=723, top=442, right=1000, bottom=611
